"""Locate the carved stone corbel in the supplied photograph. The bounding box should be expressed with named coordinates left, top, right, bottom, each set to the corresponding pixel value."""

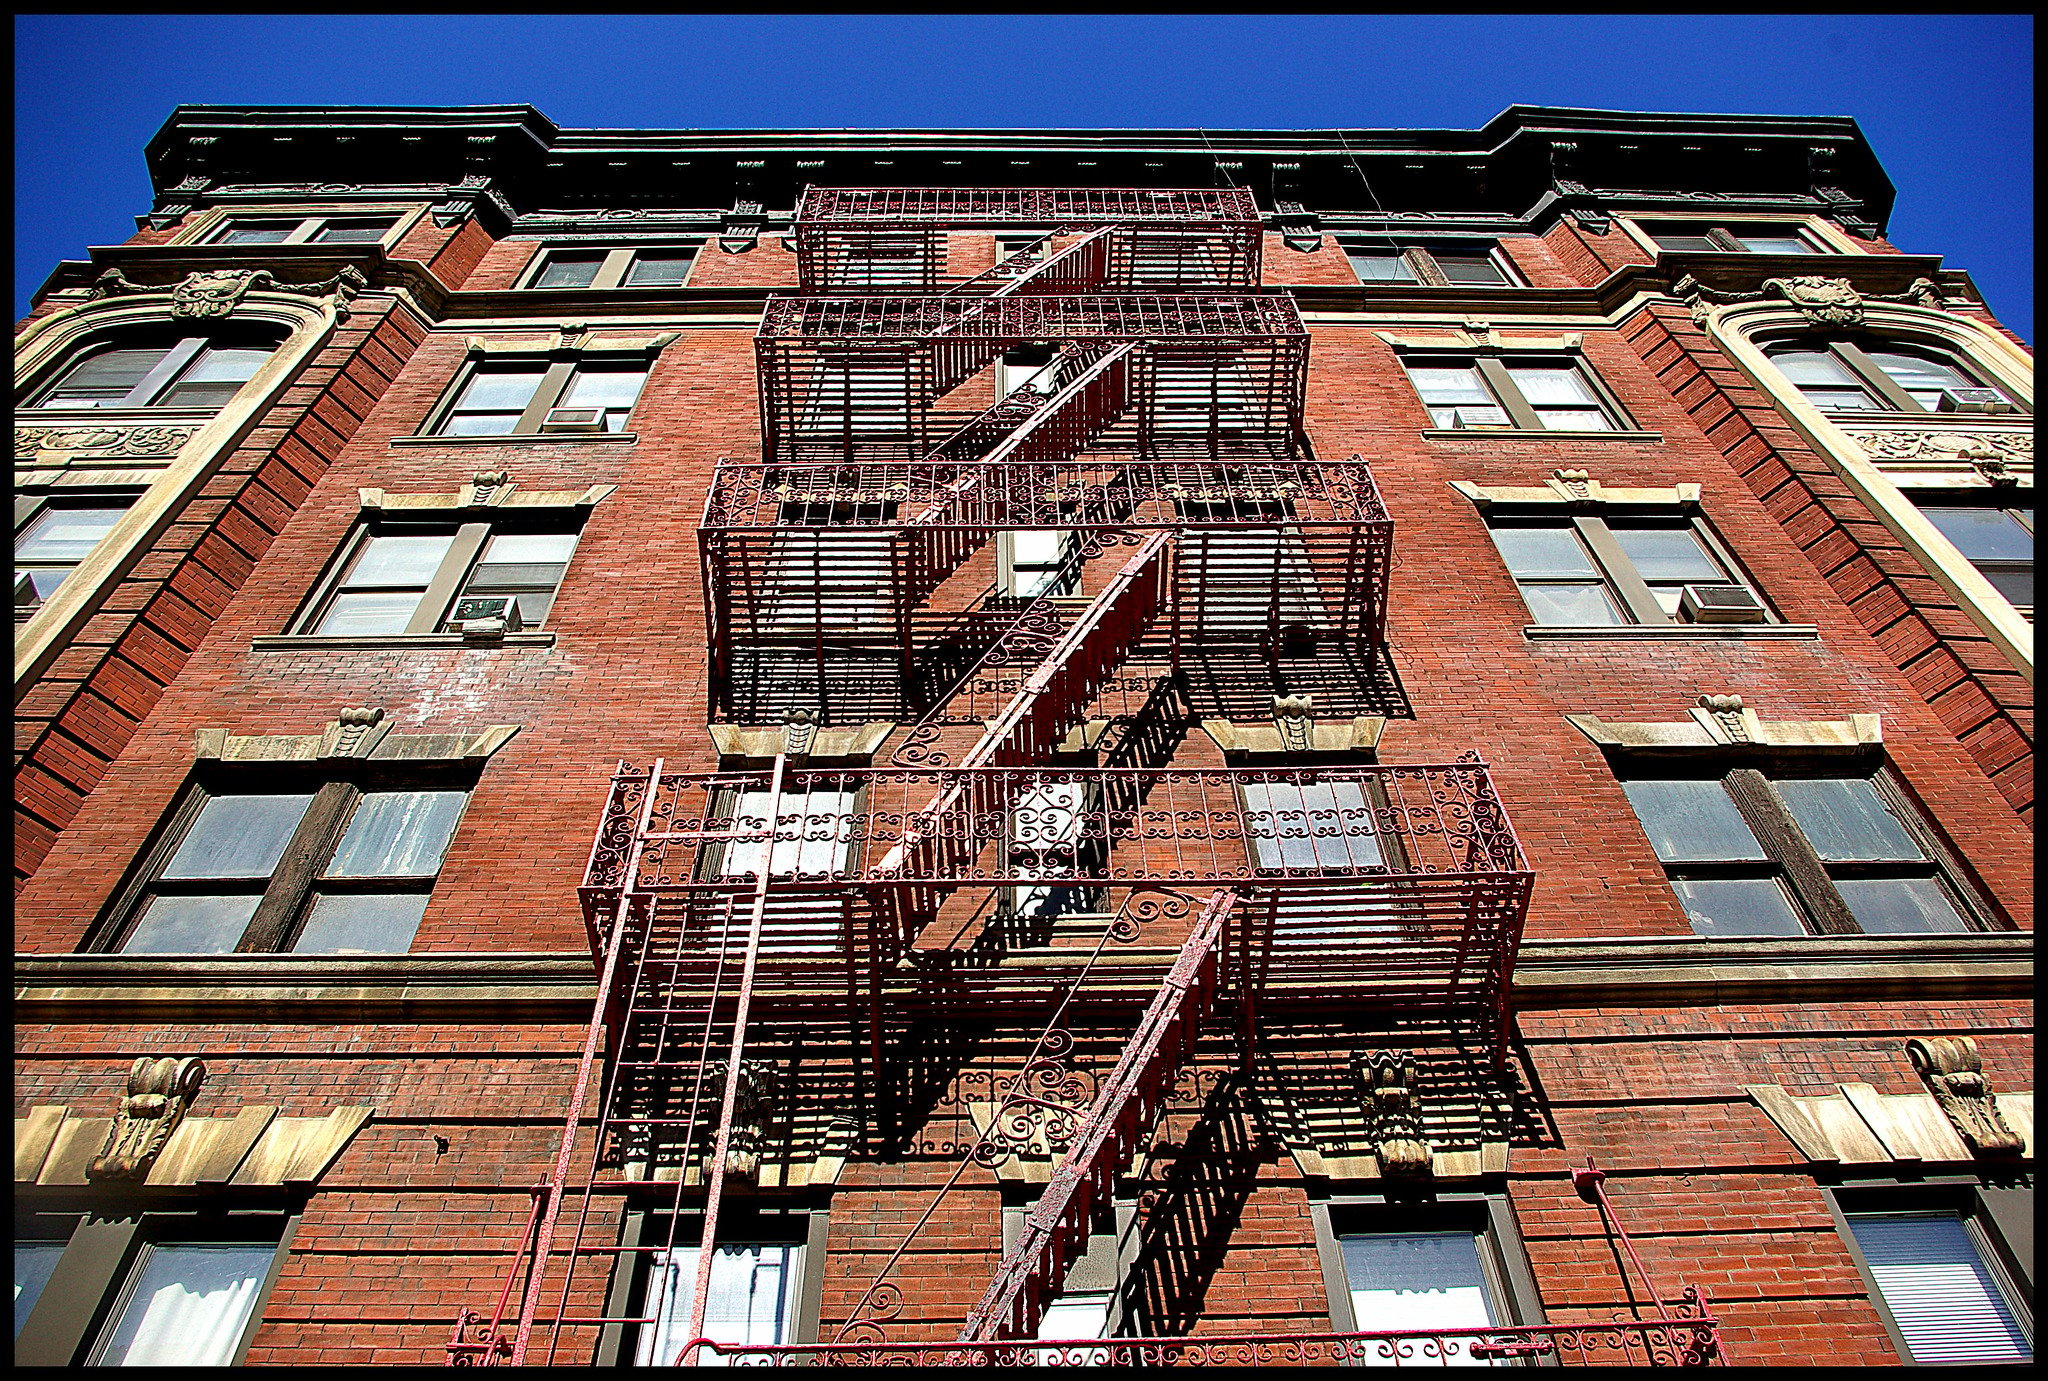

left=88, top=1057, right=206, bottom=1180
left=1695, top=694, right=1752, bottom=744
left=1907, top=1037, right=2024, bottom=1157
left=706, top=1059, right=779, bottom=1180
left=781, top=709, right=819, bottom=760
left=1271, top=695, right=1315, bottom=754
left=1354, top=1050, right=1431, bottom=1179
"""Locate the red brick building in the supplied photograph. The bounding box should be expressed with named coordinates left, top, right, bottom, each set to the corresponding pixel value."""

left=15, top=106, right=2032, bottom=1367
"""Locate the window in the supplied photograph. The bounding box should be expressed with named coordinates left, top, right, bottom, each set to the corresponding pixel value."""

left=523, top=245, right=699, bottom=290
left=1484, top=511, right=1760, bottom=626
left=1617, top=767, right=1991, bottom=938
left=1641, top=221, right=1824, bottom=254
left=430, top=356, right=649, bottom=436
left=716, top=787, right=859, bottom=880
left=1342, top=240, right=1520, bottom=286
left=1006, top=778, right=1105, bottom=923
left=1911, top=497, right=2033, bottom=615
left=1766, top=339, right=2027, bottom=416
left=102, top=776, right=470, bottom=955
left=14, top=1213, right=288, bottom=1367
left=605, top=1211, right=821, bottom=1367
left=1240, top=779, right=1388, bottom=872
left=296, top=519, right=581, bottom=636
left=25, top=333, right=280, bottom=411
left=1003, top=1197, right=1130, bottom=1362
left=1836, top=1191, right=2033, bottom=1366
left=15, top=497, right=136, bottom=619
left=1315, top=1198, right=1541, bottom=1359
left=209, top=214, right=397, bottom=245
left=1402, top=355, right=1626, bottom=432
left=998, top=529, right=1077, bottom=598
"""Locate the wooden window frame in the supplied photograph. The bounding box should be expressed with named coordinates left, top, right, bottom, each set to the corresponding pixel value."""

left=594, top=1203, right=830, bottom=1365
left=1309, top=1192, right=1546, bottom=1337
left=1402, top=353, right=1633, bottom=433
left=1484, top=507, right=1767, bottom=627
left=13, top=1204, right=299, bottom=1367
left=1613, top=759, right=2004, bottom=939
left=87, top=762, right=476, bottom=956
left=207, top=213, right=398, bottom=246
left=1767, top=338, right=2030, bottom=418
left=520, top=245, right=700, bottom=291
left=420, top=353, right=651, bottom=437
left=1824, top=1178, right=2034, bottom=1365
left=291, top=514, right=583, bottom=638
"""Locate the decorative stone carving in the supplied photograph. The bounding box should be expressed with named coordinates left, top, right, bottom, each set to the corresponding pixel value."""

left=1839, top=429, right=2033, bottom=465
left=781, top=709, right=820, bottom=760
left=705, top=1059, right=779, bottom=1181
left=1354, top=1051, right=1432, bottom=1178
left=466, top=471, right=511, bottom=506
left=332, top=707, right=386, bottom=757
left=90, top=264, right=368, bottom=320
left=1271, top=695, right=1315, bottom=754
left=87, top=1056, right=206, bottom=1181
left=14, top=424, right=198, bottom=461
left=1551, top=468, right=1594, bottom=501
left=1671, top=273, right=1949, bottom=328
left=1567, top=703, right=1880, bottom=753
left=1696, top=694, right=1751, bottom=744
left=1907, top=1036, right=2024, bottom=1157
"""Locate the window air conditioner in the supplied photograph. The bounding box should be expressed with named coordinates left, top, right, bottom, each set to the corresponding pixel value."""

left=451, top=596, right=525, bottom=635
left=1679, top=584, right=1767, bottom=624
left=1937, top=389, right=2015, bottom=415
left=540, top=406, right=605, bottom=433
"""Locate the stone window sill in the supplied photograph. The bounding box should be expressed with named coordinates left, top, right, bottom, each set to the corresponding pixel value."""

left=389, top=431, right=637, bottom=447
left=1423, top=428, right=1662, bottom=443
left=1523, top=623, right=1817, bottom=641
left=250, top=632, right=557, bottom=651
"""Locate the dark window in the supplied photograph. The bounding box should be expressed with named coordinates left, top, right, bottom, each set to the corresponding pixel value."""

left=101, top=775, right=471, bottom=955
left=430, top=357, right=649, bottom=436
left=1402, top=355, right=1626, bottom=432
left=1833, top=1185, right=2033, bottom=1366
left=15, top=497, right=136, bottom=619
left=1484, top=511, right=1760, bottom=626
left=1617, top=767, right=1992, bottom=938
left=210, top=214, right=397, bottom=246
left=297, top=518, right=581, bottom=636
left=1766, top=339, right=2026, bottom=416
left=1641, top=220, right=1824, bottom=254
left=1914, top=497, right=2033, bottom=615
left=26, top=333, right=279, bottom=411
left=1342, top=240, right=1518, bottom=287
left=524, top=245, right=699, bottom=290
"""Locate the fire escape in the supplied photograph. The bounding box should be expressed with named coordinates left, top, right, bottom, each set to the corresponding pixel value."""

left=447, top=187, right=1720, bottom=1367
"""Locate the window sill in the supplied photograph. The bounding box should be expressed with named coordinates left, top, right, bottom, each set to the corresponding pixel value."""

left=1523, top=623, right=1817, bottom=641
left=250, top=632, right=557, bottom=651
left=1423, top=428, right=1663, bottom=443
left=389, top=431, right=637, bottom=447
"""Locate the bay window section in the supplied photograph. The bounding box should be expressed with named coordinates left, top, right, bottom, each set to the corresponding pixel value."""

left=1766, top=339, right=2026, bottom=416
left=1913, top=500, right=2033, bottom=615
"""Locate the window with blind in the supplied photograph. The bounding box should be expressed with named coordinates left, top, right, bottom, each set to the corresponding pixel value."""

left=1845, top=1211, right=2032, bottom=1365
left=1764, top=339, right=2027, bottom=416
left=25, top=332, right=281, bottom=411
left=1340, top=1230, right=1502, bottom=1364
left=634, top=1242, right=802, bottom=1366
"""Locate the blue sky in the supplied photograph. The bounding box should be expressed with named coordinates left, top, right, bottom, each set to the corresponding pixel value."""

left=13, top=14, right=2035, bottom=339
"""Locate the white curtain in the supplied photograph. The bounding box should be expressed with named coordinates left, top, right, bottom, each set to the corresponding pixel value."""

left=1343, top=1231, right=1497, bottom=1368
left=98, top=1243, right=271, bottom=1366
left=638, top=1243, right=797, bottom=1367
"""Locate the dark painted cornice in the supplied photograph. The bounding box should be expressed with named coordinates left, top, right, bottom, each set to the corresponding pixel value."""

left=138, top=104, right=1897, bottom=235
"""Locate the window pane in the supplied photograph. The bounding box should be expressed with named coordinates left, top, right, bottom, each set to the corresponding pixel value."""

left=177, top=346, right=272, bottom=385
left=1035, top=1293, right=1114, bottom=1362
left=344, top=533, right=455, bottom=588
left=623, top=253, right=695, bottom=286
left=1917, top=506, right=2034, bottom=562
left=308, top=220, right=392, bottom=244
left=314, top=590, right=424, bottom=636
left=1847, top=1213, right=2031, bottom=1364
left=36, top=345, right=170, bottom=406
left=1621, top=780, right=1767, bottom=861
left=16, top=1242, right=67, bottom=1337
left=1435, top=253, right=1508, bottom=284
left=1241, top=781, right=1384, bottom=870
left=1350, top=253, right=1418, bottom=283
left=1835, top=878, right=1971, bottom=934
left=559, top=365, right=649, bottom=411
left=534, top=253, right=604, bottom=288
left=1406, top=365, right=1495, bottom=405
left=477, top=532, right=579, bottom=567
left=1537, top=408, right=1613, bottom=432
left=293, top=893, right=431, bottom=954
left=1773, top=778, right=1923, bottom=861
left=16, top=504, right=130, bottom=561
left=161, top=793, right=316, bottom=880
left=1771, top=349, right=1882, bottom=410
left=441, top=412, right=522, bottom=436
left=1505, top=364, right=1599, bottom=407
left=1733, top=234, right=1814, bottom=254
left=1866, top=349, right=1977, bottom=398
left=123, top=895, right=264, bottom=954
left=327, top=791, right=467, bottom=877
left=1608, top=526, right=1726, bottom=584
left=637, top=1244, right=796, bottom=1365
left=1647, top=227, right=1722, bottom=252
left=1490, top=527, right=1599, bottom=579
left=722, top=789, right=857, bottom=878
left=1669, top=878, right=1808, bottom=937
left=1520, top=582, right=1625, bottom=626
left=453, top=367, right=547, bottom=414
left=1010, top=530, right=1067, bottom=566
left=1983, top=567, right=2033, bottom=608
left=218, top=223, right=294, bottom=244
left=93, top=1242, right=274, bottom=1366
left=1341, top=1231, right=1497, bottom=1361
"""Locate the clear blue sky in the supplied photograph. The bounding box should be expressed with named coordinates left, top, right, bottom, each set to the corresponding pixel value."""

left=14, top=14, right=2035, bottom=340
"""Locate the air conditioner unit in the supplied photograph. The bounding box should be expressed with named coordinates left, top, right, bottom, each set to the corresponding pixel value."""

left=539, top=406, right=604, bottom=433
left=1679, top=584, right=1767, bottom=624
left=1937, top=389, right=2015, bottom=415
left=451, top=596, right=524, bottom=634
